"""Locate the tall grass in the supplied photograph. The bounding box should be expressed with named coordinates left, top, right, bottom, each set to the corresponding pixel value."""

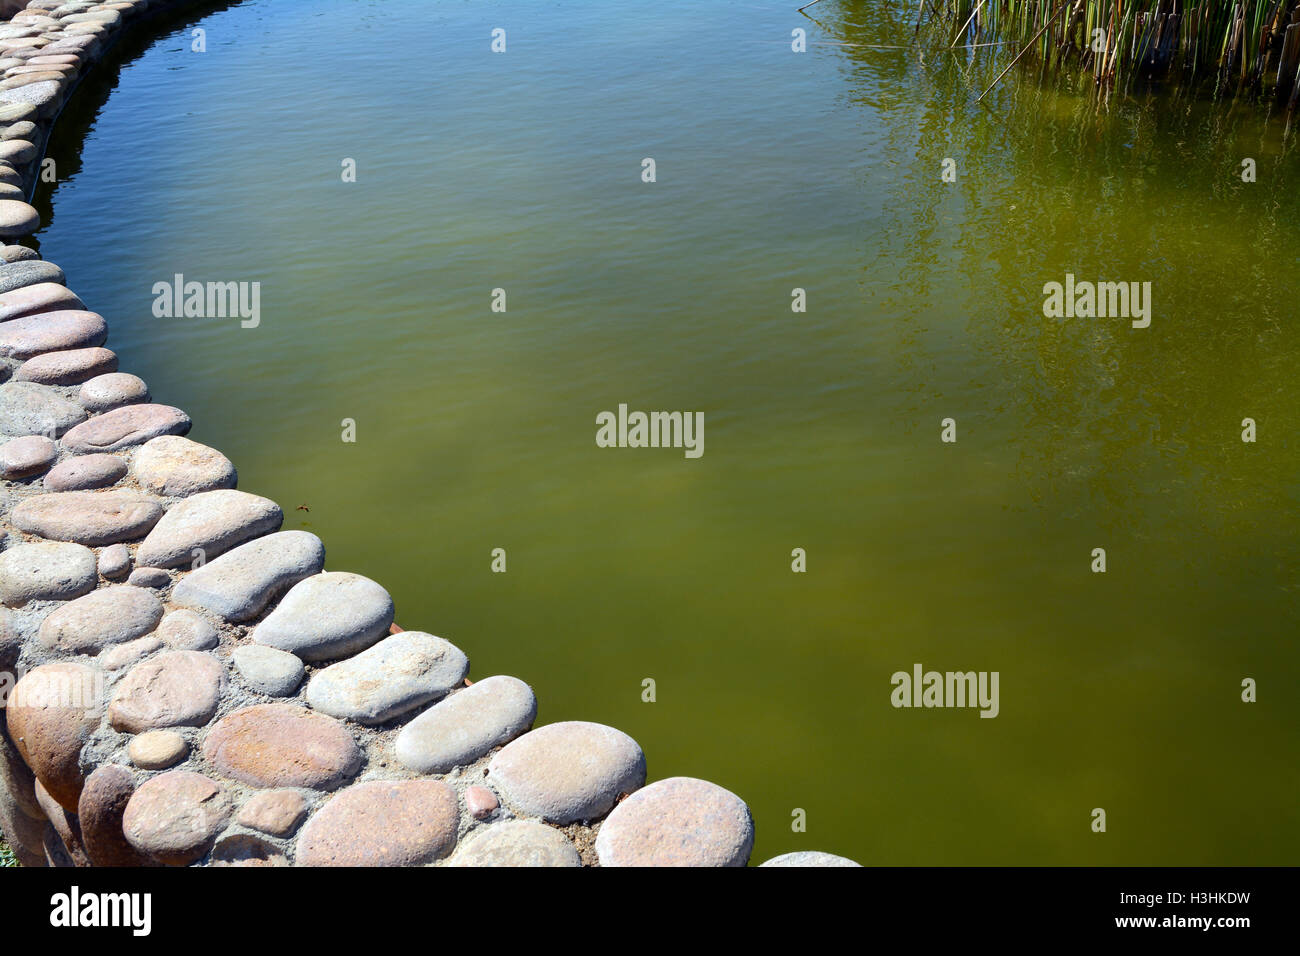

left=944, top=1, right=1300, bottom=105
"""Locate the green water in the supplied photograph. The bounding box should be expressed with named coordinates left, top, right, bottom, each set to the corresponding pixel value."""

left=29, top=0, right=1299, bottom=864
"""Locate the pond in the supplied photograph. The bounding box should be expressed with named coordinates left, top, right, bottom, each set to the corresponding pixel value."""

left=30, top=0, right=1300, bottom=864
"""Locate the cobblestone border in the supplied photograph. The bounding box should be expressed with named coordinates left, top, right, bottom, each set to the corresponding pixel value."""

left=0, top=0, right=859, bottom=868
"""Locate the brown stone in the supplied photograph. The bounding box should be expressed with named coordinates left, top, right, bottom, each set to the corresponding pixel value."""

left=33, top=776, right=89, bottom=865
left=296, top=780, right=459, bottom=867
left=0, top=433, right=55, bottom=477
left=122, top=770, right=231, bottom=866
left=59, top=403, right=190, bottom=453
left=0, top=281, right=82, bottom=321
left=78, top=763, right=152, bottom=866
left=236, top=789, right=307, bottom=837
left=464, top=785, right=499, bottom=819
left=127, top=729, right=188, bottom=771
left=11, top=490, right=163, bottom=545
left=0, top=309, right=105, bottom=358
left=5, top=661, right=104, bottom=811
left=14, top=346, right=116, bottom=384
left=202, top=703, right=361, bottom=791
left=42, top=452, right=127, bottom=491
left=107, top=651, right=224, bottom=733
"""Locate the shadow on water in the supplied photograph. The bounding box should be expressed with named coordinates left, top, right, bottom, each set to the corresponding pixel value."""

left=28, top=0, right=242, bottom=248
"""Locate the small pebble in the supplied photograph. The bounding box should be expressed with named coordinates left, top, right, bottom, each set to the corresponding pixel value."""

left=127, top=730, right=188, bottom=770
left=126, top=566, right=169, bottom=589
left=464, top=785, right=498, bottom=819
left=0, top=433, right=55, bottom=478
left=97, top=542, right=130, bottom=580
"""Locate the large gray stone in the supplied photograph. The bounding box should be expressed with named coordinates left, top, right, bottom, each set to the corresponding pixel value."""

left=14, top=346, right=117, bottom=385
left=759, top=851, right=862, bottom=867
left=131, top=435, right=236, bottom=496
left=171, top=530, right=324, bottom=622
left=0, top=433, right=55, bottom=477
left=0, top=258, right=61, bottom=292
left=305, top=631, right=467, bottom=725
left=0, top=282, right=82, bottom=321
left=394, top=675, right=536, bottom=773
left=0, top=309, right=105, bottom=358
left=10, top=490, right=163, bottom=545
left=594, top=776, right=755, bottom=867
left=135, top=489, right=282, bottom=569
left=60, top=403, right=189, bottom=453
left=0, top=380, right=87, bottom=437
left=42, top=452, right=127, bottom=491
left=487, top=722, right=646, bottom=825
left=251, top=571, right=393, bottom=662
left=231, top=644, right=304, bottom=697
left=37, top=585, right=163, bottom=653
left=449, top=820, right=581, bottom=867
left=76, top=372, right=149, bottom=412
left=0, top=541, right=97, bottom=605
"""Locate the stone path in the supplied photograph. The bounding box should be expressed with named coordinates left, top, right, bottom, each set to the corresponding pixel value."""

left=0, top=0, right=859, bottom=868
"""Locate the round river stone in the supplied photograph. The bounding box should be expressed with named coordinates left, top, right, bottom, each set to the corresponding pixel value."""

left=107, top=651, right=224, bottom=733
left=131, top=435, right=236, bottom=496
left=593, top=776, right=755, bottom=867
left=0, top=308, right=104, bottom=358
left=14, top=346, right=117, bottom=385
left=304, top=630, right=468, bottom=725
left=449, top=820, right=581, bottom=868
left=0, top=540, right=97, bottom=605
left=172, top=530, right=325, bottom=623
left=394, top=674, right=536, bottom=773
left=5, top=660, right=104, bottom=811
left=202, top=703, right=361, bottom=790
left=60, top=402, right=189, bottom=453
left=251, top=570, right=393, bottom=662
left=0, top=433, right=56, bottom=477
left=122, top=770, right=231, bottom=866
left=10, top=490, right=163, bottom=545
left=135, top=489, right=281, bottom=570
left=760, top=851, right=863, bottom=867
left=296, top=779, right=459, bottom=867
left=487, top=721, right=646, bottom=825
left=37, top=584, right=163, bottom=653
left=42, top=452, right=127, bottom=491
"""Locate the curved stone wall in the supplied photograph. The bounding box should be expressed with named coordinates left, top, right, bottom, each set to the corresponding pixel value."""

left=0, top=0, right=858, bottom=867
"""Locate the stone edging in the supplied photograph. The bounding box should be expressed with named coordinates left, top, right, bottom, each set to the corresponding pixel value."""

left=0, top=0, right=858, bottom=868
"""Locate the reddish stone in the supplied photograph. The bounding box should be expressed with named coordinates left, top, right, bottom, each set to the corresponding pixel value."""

left=122, top=770, right=231, bottom=866
left=464, top=785, right=499, bottom=820
left=107, top=651, right=224, bottom=733
left=296, top=779, right=459, bottom=867
left=236, top=789, right=307, bottom=837
left=33, top=777, right=89, bottom=865
left=77, top=763, right=152, bottom=867
left=5, top=661, right=104, bottom=811
left=202, top=703, right=361, bottom=791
